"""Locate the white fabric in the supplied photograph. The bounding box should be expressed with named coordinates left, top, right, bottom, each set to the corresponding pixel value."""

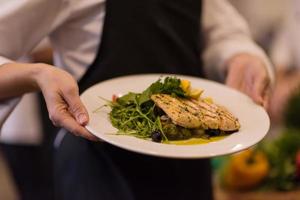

left=229, top=0, right=288, bottom=42
left=0, top=54, right=43, bottom=144
left=0, top=0, right=274, bottom=132
left=269, top=0, right=300, bottom=70
left=202, top=0, right=274, bottom=82
left=0, top=93, right=43, bottom=144
left=0, top=98, right=20, bottom=129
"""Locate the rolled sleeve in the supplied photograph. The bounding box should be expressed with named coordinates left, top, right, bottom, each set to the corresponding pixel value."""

left=0, top=0, right=65, bottom=130
left=202, top=0, right=274, bottom=84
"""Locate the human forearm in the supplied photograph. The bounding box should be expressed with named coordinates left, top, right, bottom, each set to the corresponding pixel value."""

left=202, top=0, right=273, bottom=108
left=0, top=62, right=97, bottom=140
left=0, top=62, right=43, bottom=99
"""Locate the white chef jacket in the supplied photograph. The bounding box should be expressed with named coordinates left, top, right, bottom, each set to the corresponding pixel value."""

left=269, top=0, right=300, bottom=70
left=0, top=0, right=274, bottom=130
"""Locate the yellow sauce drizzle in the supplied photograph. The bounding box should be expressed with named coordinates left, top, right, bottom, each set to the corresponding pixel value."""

left=165, top=135, right=227, bottom=145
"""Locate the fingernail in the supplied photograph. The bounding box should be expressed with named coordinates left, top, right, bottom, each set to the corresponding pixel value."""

left=78, top=114, right=88, bottom=125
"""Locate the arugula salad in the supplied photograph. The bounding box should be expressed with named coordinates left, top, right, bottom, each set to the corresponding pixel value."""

left=108, top=77, right=240, bottom=143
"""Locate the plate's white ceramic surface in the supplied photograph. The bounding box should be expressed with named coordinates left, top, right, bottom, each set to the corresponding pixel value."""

left=81, top=74, right=270, bottom=159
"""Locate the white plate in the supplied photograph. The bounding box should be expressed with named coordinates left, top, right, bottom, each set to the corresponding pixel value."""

left=81, top=74, right=270, bottom=159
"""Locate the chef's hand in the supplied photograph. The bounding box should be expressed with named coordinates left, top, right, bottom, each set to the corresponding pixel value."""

left=36, top=64, right=98, bottom=141
left=225, top=53, right=271, bottom=108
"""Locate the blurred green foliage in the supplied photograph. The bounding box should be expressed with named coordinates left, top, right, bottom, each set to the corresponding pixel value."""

left=284, top=89, right=300, bottom=129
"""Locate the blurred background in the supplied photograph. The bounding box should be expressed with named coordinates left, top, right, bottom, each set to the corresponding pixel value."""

left=0, top=0, right=300, bottom=199
left=213, top=0, right=300, bottom=199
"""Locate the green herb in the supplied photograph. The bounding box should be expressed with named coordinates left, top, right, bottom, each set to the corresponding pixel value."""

left=138, top=76, right=186, bottom=105
left=284, top=89, right=300, bottom=129
left=109, top=77, right=186, bottom=141
left=258, top=129, right=300, bottom=190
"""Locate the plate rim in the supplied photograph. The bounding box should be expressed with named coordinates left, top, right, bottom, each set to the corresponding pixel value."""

left=82, top=73, right=270, bottom=159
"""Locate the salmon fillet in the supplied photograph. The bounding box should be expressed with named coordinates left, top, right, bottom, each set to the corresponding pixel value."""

left=151, top=94, right=240, bottom=131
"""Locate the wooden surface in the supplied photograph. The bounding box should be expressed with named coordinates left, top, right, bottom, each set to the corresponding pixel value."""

left=214, top=179, right=300, bottom=200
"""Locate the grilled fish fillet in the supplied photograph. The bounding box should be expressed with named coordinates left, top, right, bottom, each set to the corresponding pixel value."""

left=151, top=94, right=240, bottom=131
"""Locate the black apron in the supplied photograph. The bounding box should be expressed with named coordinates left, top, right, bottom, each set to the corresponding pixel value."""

left=55, top=0, right=213, bottom=199
left=79, top=0, right=203, bottom=89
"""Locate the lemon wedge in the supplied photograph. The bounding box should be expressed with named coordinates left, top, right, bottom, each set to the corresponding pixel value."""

left=189, top=88, right=204, bottom=99
left=180, top=79, right=191, bottom=93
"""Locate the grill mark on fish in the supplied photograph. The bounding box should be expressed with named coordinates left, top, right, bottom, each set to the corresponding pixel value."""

left=151, top=94, right=240, bottom=131
left=151, top=94, right=202, bottom=128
